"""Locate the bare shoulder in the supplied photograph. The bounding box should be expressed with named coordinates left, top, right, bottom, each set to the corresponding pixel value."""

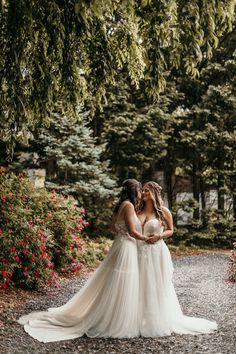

left=119, top=201, right=135, bottom=219
left=121, top=200, right=134, bottom=211
left=161, top=206, right=172, bottom=217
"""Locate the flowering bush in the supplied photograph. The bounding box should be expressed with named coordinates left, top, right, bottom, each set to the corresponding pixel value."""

left=0, top=167, right=87, bottom=290
left=227, top=242, right=236, bottom=283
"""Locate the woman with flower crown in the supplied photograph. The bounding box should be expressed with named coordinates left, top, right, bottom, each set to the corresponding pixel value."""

left=137, top=181, right=217, bottom=337
left=18, top=179, right=147, bottom=342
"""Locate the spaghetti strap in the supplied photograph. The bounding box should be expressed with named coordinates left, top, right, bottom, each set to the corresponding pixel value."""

left=115, top=201, right=132, bottom=223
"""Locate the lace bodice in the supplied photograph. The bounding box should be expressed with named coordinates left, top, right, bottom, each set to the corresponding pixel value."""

left=138, top=218, right=164, bottom=255
left=114, top=216, right=142, bottom=242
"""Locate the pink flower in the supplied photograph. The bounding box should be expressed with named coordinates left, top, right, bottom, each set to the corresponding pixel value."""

left=84, top=221, right=90, bottom=226
left=24, top=266, right=28, bottom=271
left=51, top=272, right=55, bottom=277
left=41, top=219, right=45, bottom=225
left=48, top=262, right=54, bottom=268
left=11, top=246, right=16, bottom=252
left=23, top=241, right=27, bottom=247
left=41, top=252, right=46, bottom=259
left=54, top=284, right=58, bottom=288
left=2, top=282, right=7, bottom=289
left=6, top=278, right=11, bottom=284
left=28, top=220, right=34, bottom=227
left=81, top=208, right=86, bottom=215
left=15, top=255, right=20, bottom=262
left=23, top=250, right=27, bottom=255
left=2, top=270, right=7, bottom=277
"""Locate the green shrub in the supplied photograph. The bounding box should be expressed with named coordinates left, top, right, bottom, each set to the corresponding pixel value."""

left=0, top=167, right=87, bottom=290
left=80, top=237, right=112, bottom=267
left=227, top=242, right=236, bottom=283
left=172, top=209, right=235, bottom=248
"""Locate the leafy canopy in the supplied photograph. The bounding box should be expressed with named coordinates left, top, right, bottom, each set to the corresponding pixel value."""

left=1, top=0, right=235, bottom=147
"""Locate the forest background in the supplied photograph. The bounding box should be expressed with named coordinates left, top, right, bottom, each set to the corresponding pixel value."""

left=0, top=1, right=236, bottom=289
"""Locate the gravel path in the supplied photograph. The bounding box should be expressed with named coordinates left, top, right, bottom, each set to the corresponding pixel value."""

left=0, top=254, right=235, bottom=354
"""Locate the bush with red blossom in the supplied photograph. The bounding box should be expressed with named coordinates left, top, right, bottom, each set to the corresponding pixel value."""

left=0, top=167, right=87, bottom=290
left=227, top=242, right=236, bottom=283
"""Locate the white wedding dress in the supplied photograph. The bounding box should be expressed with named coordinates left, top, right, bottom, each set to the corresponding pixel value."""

left=138, top=218, right=217, bottom=336
left=18, top=213, right=142, bottom=342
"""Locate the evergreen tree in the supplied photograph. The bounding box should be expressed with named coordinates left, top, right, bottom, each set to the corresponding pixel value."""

left=98, top=79, right=171, bottom=182
left=176, top=26, right=236, bottom=218
left=35, top=110, right=117, bottom=233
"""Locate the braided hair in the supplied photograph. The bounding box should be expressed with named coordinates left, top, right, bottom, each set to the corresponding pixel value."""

left=141, top=181, right=166, bottom=226
left=114, top=179, right=142, bottom=213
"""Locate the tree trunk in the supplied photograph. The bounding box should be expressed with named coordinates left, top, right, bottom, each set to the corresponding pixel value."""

left=192, top=160, right=200, bottom=219
left=200, top=176, right=207, bottom=227
left=164, top=164, right=173, bottom=209
left=46, top=159, right=57, bottom=179
left=217, top=172, right=225, bottom=210
left=233, top=194, right=236, bottom=220
left=164, top=164, right=177, bottom=225
left=64, top=169, right=68, bottom=183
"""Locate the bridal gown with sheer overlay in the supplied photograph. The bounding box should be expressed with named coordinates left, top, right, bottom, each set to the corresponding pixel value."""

left=138, top=218, right=217, bottom=337
left=18, top=215, right=141, bottom=342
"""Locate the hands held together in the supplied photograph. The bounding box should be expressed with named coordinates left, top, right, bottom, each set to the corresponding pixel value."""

left=142, top=233, right=163, bottom=243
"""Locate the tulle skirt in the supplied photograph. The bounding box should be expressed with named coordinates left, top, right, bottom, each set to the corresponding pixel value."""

left=138, top=240, right=217, bottom=337
left=18, top=236, right=140, bottom=342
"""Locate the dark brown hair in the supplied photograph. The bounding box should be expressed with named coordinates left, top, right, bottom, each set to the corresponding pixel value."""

left=114, top=179, right=141, bottom=213
left=142, top=181, right=165, bottom=226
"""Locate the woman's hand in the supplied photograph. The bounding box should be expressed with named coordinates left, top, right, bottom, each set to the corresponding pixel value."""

left=146, top=233, right=162, bottom=244
left=146, top=207, right=174, bottom=244
left=142, top=236, right=149, bottom=241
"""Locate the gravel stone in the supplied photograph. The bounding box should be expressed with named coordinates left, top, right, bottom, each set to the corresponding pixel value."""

left=0, top=254, right=235, bottom=354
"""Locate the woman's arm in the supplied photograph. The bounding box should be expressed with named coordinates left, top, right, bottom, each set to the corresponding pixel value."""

left=147, top=206, right=173, bottom=244
left=123, top=202, right=148, bottom=241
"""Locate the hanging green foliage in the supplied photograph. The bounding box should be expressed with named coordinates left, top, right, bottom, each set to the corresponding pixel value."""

left=0, top=0, right=235, bottom=148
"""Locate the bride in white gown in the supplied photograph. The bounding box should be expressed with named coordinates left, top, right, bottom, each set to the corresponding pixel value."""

left=18, top=179, right=147, bottom=342
left=137, top=181, right=217, bottom=337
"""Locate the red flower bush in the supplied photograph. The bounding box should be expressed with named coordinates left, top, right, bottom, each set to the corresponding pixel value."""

left=0, top=167, right=87, bottom=290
